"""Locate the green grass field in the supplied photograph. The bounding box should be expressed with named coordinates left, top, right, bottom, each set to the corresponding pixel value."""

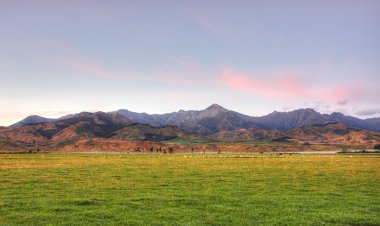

left=0, top=153, right=379, bottom=225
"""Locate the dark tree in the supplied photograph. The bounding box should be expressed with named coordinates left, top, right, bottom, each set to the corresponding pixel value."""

left=150, top=146, right=154, bottom=153
left=168, top=147, right=174, bottom=154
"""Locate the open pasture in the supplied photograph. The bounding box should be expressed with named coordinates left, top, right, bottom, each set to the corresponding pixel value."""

left=0, top=153, right=379, bottom=225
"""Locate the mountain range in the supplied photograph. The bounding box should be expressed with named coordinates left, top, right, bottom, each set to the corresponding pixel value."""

left=1, top=104, right=380, bottom=152
left=9, top=104, right=380, bottom=133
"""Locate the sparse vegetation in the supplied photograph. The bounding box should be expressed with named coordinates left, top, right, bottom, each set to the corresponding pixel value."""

left=163, top=138, right=213, bottom=144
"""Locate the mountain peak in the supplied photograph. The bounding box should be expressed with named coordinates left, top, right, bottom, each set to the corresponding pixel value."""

left=9, top=115, right=55, bottom=129
left=295, top=108, right=318, bottom=113
left=26, top=115, right=43, bottom=119
left=330, top=112, right=345, bottom=118
left=205, top=104, right=227, bottom=111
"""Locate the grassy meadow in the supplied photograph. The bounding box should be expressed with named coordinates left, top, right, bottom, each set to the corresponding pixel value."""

left=0, top=153, right=379, bottom=225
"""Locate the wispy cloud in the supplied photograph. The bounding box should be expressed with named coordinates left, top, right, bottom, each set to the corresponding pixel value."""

left=309, top=100, right=331, bottom=113
left=355, top=108, right=380, bottom=116
left=337, top=99, right=348, bottom=106
left=188, top=10, right=216, bottom=32
left=30, top=38, right=213, bottom=87
left=187, top=8, right=231, bottom=41
left=30, top=37, right=142, bottom=81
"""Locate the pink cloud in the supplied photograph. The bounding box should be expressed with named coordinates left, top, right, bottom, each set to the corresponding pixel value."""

left=221, top=69, right=357, bottom=103
left=64, top=60, right=110, bottom=79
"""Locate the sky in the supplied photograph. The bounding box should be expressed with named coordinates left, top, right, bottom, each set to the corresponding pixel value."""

left=0, top=0, right=379, bottom=126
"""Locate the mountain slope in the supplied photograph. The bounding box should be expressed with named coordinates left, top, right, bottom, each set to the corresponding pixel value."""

left=207, top=128, right=287, bottom=142
left=364, top=117, right=380, bottom=131
left=288, top=123, right=380, bottom=146
left=112, top=123, right=203, bottom=141
left=251, top=109, right=380, bottom=132
left=51, top=112, right=133, bottom=141
left=252, top=108, right=330, bottom=130
left=0, top=112, right=133, bottom=150
left=327, top=112, right=376, bottom=131
left=209, top=122, right=380, bottom=146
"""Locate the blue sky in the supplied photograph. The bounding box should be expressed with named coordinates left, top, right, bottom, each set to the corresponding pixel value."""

left=0, top=0, right=379, bottom=126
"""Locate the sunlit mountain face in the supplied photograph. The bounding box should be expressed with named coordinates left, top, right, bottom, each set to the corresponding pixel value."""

left=1, top=104, right=380, bottom=153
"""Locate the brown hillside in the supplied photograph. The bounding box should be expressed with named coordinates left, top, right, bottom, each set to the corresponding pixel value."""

left=288, top=123, right=380, bottom=146
left=112, top=124, right=203, bottom=141
left=207, top=123, right=380, bottom=147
